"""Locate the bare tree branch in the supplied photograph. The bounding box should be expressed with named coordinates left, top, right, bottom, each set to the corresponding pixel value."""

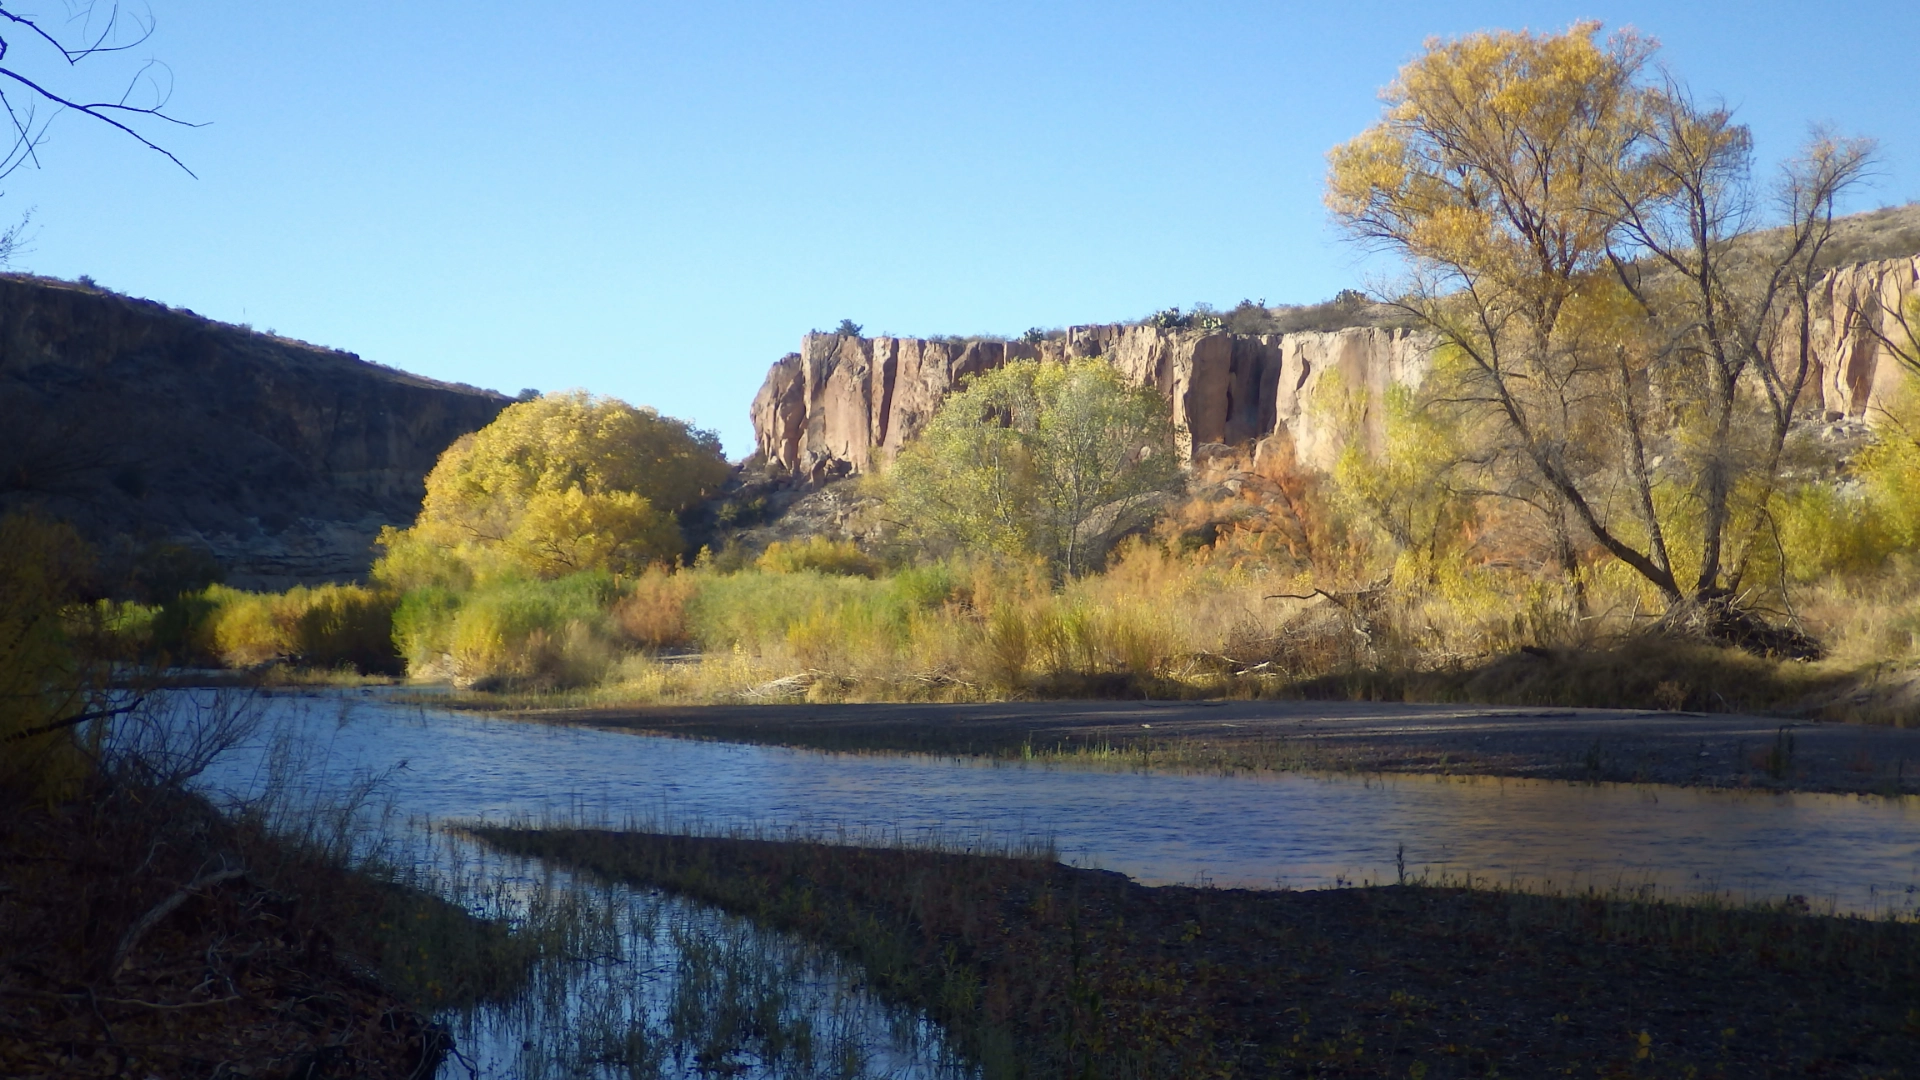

left=0, top=2, right=197, bottom=179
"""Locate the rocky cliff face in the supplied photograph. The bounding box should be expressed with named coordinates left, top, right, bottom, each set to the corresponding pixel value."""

left=752, top=255, right=1920, bottom=480
left=0, top=275, right=511, bottom=590
left=752, top=322, right=1436, bottom=481
left=1808, top=255, right=1920, bottom=421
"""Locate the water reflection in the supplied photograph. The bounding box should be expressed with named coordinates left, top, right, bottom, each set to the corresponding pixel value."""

left=174, top=691, right=974, bottom=1080
left=440, top=843, right=969, bottom=1080
left=199, top=691, right=1920, bottom=918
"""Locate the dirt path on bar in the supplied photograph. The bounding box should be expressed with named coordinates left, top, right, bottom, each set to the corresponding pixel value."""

left=506, top=699, right=1920, bottom=795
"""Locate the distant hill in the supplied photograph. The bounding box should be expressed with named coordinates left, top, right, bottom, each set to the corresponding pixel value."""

left=1817, top=202, right=1920, bottom=269
left=0, top=275, right=511, bottom=592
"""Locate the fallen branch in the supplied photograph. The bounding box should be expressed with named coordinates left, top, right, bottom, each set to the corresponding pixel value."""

left=0, top=987, right=240, bottom=1009
left=3, top=699, right=140, bottom=743
left=111, top=868, right=251, bottom=977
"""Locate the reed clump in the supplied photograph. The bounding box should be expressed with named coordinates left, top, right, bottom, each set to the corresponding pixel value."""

left=473, top=825, right=1920, bottom=1079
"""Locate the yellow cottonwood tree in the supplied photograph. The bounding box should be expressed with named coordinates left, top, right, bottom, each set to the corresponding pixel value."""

left=378, top=392, right=728, bottom=584
left=1327, top=22, right=1871, bottom=637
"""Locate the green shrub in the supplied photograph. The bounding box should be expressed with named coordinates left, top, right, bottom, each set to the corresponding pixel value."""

left=687, top=571, right=900, bottom=655
left=201, top=584, right=401, bottom=675
left=414, top=572, right=622, bottom=689
left=392, top=587, right=464, bottom=674
left=755, top=536, right=879, bottom=577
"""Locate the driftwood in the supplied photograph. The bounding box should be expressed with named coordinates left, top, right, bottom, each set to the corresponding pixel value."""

left=1654, top=591, right=1824, bottom=661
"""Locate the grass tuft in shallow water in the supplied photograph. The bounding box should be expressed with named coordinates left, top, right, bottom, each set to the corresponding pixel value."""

left=471, top=825, right=1920, bottom=1079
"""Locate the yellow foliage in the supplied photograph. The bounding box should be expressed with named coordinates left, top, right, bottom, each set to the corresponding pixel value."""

left=1326, top=20, right=1651, bottom=285
left=508, top=487, right=679, bottom=577
left=379, top=391, right=728, bottom=585
left=756, top=536, right=878, bottom=577
left=202, top=583, right=400, bottom=674
left=0, top=514, right=101, bottom=799
left=1760, top=376, right=1920, bottom=589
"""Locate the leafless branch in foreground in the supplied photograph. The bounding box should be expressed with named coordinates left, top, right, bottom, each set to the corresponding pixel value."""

left=0, top=2, right=200, bottom=180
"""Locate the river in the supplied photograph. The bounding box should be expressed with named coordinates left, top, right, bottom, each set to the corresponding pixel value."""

left=181, top=689, right=1920, bottom=1077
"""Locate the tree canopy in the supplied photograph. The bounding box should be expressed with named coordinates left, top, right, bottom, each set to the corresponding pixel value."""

left=1326, top=21, right=1872, bottom=627
left=885, top=360, right=1181, bottom=577
left=377, top=392, right=729, bottom=585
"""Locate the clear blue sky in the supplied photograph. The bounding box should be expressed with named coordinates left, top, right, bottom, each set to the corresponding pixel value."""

left=7, top=1, right=1915, bottom=456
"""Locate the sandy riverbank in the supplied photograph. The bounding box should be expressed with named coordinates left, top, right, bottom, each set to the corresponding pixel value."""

left=502, top=699, right=1920, bottom=795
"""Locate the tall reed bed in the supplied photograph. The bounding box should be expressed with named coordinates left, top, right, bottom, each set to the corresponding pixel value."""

left=594, top=551, right=1293, bottom=702
left=115, top=525, right=1920, bottom=720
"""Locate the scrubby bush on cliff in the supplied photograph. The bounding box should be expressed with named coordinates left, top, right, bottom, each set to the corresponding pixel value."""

left=375, top=391, right=728, bottom=587
left=884, top=360, right=1181, bottom=578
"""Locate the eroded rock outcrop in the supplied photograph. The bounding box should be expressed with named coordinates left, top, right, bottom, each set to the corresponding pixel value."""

left=0, top=275, right=512, bottom=589
left=1809, top=255, right=1920, bottom=421
left=752, top=323, right=1433, bottom=480
left=752, top=256, right=1920, bottom=480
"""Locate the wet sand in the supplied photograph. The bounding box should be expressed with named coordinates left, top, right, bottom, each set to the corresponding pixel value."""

left=521, top=699, right=1920, bottom=795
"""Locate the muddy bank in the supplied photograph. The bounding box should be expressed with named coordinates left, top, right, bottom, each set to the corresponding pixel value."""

left=518, top=699, right=1920, bottom=795
left=0, top=779, right=522, bottom=1080
left=477, top=826, right=1920, bottom=1079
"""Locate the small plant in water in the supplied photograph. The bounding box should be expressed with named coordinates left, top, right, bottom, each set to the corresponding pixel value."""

left=1766, top=726, right=1797, bottom=781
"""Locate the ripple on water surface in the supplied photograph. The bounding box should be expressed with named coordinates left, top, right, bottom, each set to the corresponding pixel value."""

left=201, top=692, right=1920, bottom=917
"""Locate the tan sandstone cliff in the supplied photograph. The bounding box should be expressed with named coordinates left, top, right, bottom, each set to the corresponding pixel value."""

left=752, top=255, right=1920, bottom=480
left=1808, top=255, right=1920, bottom=421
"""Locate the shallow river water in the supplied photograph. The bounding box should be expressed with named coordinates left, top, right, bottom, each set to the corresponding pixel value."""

left=208, top=690, right=1920, bottom=908
left=182, top=689, right=1920, bottom=1077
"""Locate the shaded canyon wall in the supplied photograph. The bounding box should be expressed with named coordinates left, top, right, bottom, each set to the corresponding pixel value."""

left=0, top=275, right=513, bottom=589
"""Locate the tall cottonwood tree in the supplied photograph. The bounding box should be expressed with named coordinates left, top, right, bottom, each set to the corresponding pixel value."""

left=377, top=392, right=729, bottom=584
left=1326, top=22, right=1871, bottom=631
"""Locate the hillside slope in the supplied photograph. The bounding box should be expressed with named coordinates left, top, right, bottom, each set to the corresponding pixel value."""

left=0, top=276, right=510, bottom=590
